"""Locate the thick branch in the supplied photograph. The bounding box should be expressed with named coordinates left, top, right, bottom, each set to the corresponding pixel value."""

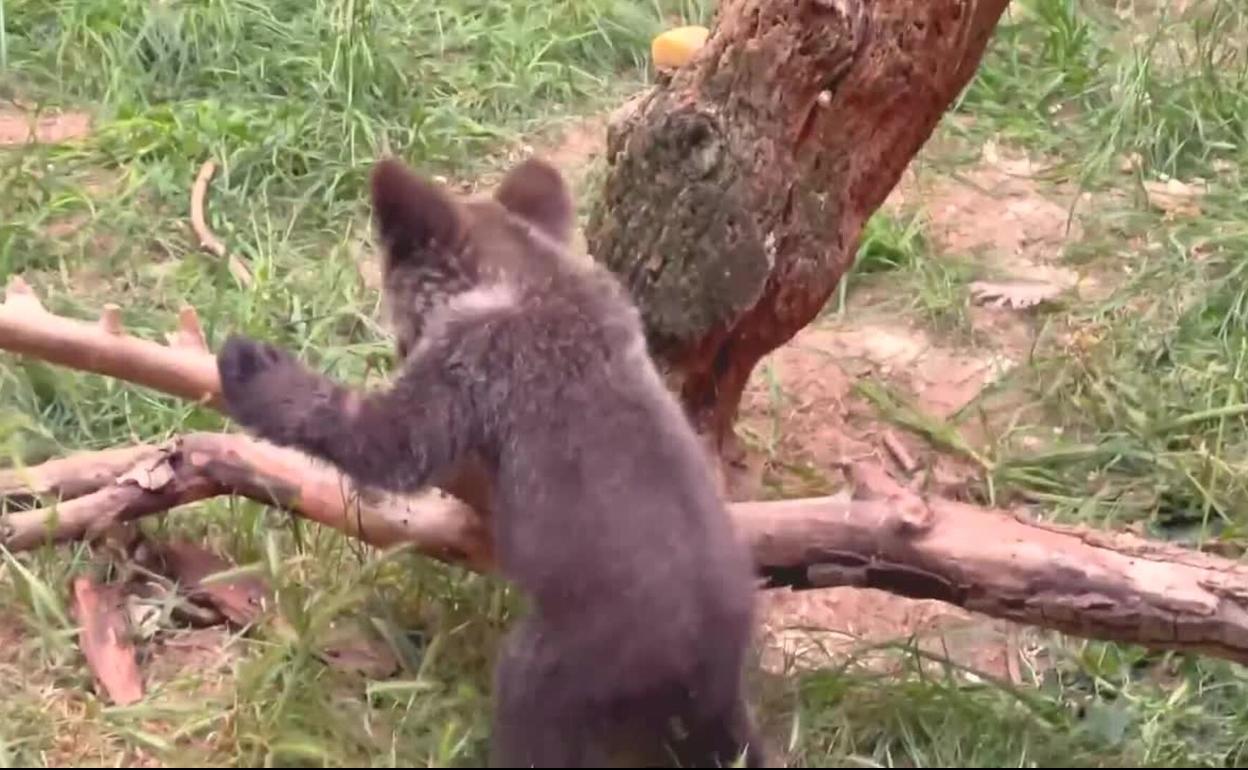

left=0, top=275, right=488, bottom=513
left=7, top=440, right=1248, bottom=665
left=0, top=444, right=157, bottom=504
left=738, top=473, right=1248, bottom=667
left=0, top=433, right=492, bottom=571
left=7, top=277, right=1248, bottom=665
left=0, top=276, right=219, bottom=406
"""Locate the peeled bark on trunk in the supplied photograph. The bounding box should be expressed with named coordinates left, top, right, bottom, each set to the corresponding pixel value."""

left=587, top=0, right=1011, bottom=445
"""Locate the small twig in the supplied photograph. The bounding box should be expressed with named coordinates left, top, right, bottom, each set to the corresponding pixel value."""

left=190, top=161, right=227, bottom=259
left=1004, top=625, right=1023, bottom=685
left=882, top=430, right=918, bottom=474
left=189, top=160, right=253, bottom=287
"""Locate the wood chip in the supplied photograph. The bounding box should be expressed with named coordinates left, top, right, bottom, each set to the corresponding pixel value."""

left=882, top=430, right=917, bottom=474
left=141, top=539, right=270, bottom=627
left=969, top=279, right=1065, bottom=310
left=1142, top=177, right=1206, bottom=218
left=71, top=576, right=144, bottom=705
left=316, top=622, right=400, bottom=679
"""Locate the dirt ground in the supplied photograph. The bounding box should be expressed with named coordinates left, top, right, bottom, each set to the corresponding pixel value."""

left=0, top=105, right=92, bottom=146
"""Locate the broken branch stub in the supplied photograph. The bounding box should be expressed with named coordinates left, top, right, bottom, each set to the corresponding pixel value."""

left=0, top=276, right=219, bottom=406
left=6, top=277, right=1248, bottom=665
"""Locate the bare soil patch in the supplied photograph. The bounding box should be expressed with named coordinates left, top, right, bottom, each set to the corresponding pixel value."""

left=744, top=141, right=1099, bottom=679
left=0, top=107, right=92, bottom=146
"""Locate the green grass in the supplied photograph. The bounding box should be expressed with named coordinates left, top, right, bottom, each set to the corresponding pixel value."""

left=948, top=0, right=1248, bottom=544
left=783, top=639, right=1248, bottom=767
left=3, top=0, right=1248, bottom=766
left=846, top=0, right=1248, bottom=539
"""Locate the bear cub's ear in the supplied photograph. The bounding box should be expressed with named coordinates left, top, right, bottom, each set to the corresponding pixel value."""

left=370, top=158, right=465, bottom=266
left=494, top=157, right=574, bottom=245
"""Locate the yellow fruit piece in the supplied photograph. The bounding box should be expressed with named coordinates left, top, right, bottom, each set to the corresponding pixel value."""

left=651, top=25, right=710, bottom=70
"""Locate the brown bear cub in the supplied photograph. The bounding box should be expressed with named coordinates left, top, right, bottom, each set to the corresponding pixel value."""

left=216, top=156, right=765, bottom=767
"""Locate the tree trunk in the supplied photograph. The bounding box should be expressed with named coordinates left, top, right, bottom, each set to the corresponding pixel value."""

left=586, top=0, right=1012, bottom=448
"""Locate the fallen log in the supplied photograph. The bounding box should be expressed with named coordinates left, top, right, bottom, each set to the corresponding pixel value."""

left=4, top=277, right=1248, bottom=665
left=0, top=433, right=493, bottom=570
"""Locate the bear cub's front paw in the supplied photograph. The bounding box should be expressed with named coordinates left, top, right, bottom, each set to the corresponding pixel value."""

left=217, top=334, right=305, bottom=430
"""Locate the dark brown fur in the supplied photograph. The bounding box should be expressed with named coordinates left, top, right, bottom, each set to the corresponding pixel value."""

left=216, top=157, right=765, bottom=767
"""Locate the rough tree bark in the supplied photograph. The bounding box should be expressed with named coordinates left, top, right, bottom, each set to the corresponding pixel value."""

left=587, top=0, right=1011, bottom=447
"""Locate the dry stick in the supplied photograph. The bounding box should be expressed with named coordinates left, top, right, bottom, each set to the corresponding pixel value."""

left=0, top=272, right=490, bottom=519
left=6, top=438, right=1248, bottom=665
left=190, top=161, right=227, bottom=258
left=0, top=444, right=158, bottom=502
left=5, top=278, right=1248, bottom=664
left=190, top=160, right=253, bottom=287
left=882, top=430, right=917, bottom=475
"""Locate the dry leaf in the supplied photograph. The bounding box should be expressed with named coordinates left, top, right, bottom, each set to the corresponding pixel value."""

left=71, top=576, right=144, bottom=705
left=316, top=622, right=400, bottom=679
left=350, top=237, right=383, bottom=292
left=969, top=280, right=1065, bottom=310
left=981, top=137, right=1037, bottom=177
left=981, top=138, right=1001, bottom=166
left=1142, top=177, right=1206, bottom=217
left=143, top=539, right=271, bottom=627
left=118, top=456, right=176, bottom=491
